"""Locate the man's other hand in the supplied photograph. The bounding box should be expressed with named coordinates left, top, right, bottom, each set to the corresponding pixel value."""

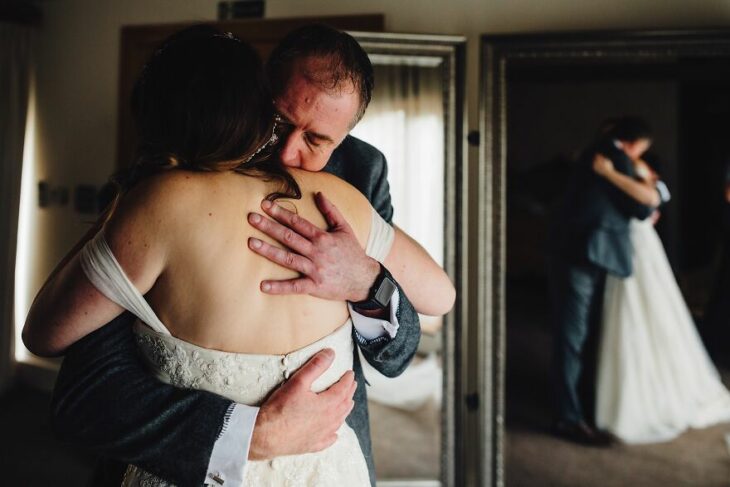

left=249, top=348, right=357, bottom=460
left=592, top=154, right=614, bottom=176
left=247, top=192, right=379, bottom=302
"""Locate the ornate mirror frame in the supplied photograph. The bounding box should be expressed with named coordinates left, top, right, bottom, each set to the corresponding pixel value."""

left=353, top=32, right=468, bottom=487
left=478, top=29, right=730, bottom=487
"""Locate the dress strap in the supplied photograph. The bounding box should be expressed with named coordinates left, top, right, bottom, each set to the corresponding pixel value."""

left=79, top=230, right=171, bottom=336
left=365, top=209, right=394, bottom=263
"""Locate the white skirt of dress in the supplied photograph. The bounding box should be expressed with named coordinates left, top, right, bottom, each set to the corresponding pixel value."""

left=596, top=219, right=730, bottom=444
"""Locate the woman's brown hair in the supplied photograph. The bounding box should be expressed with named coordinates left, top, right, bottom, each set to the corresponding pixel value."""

left=113, top=25, right=300, bottom=203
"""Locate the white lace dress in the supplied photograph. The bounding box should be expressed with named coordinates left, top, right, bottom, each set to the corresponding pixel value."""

left=79, top=208, right=394, bottom=486
left=596, top=218, right=730, bottom=443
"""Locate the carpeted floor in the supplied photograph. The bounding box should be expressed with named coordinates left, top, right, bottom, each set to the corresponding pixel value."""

left=506, top=278, right=730, bottom=487
left=369, top=398, right=441, bottom=480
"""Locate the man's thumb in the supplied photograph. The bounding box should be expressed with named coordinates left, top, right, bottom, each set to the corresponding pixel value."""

left=291, top=348, right=335, bottom=387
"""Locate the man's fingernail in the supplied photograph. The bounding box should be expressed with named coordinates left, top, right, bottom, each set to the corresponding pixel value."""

left=248, top=213, right=261, bottom=224
left=262, top=200, right=273, bottom=210
left=321, top=348, right=334, bottom=360
left=249, top=238, right=262, bottom=249
left=261, top=281, right=271, bottom=292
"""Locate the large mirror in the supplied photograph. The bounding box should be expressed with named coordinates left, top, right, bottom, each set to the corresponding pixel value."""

left=116, top=27, right=467, bottom=487
left=352, top=32, right=467, bottom=487
left=480, top=30, right=730, bottom=487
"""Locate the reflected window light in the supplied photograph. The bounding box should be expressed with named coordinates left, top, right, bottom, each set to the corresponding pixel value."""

left=351, top=63, right=445, bottom=266
left=14, top=80, right=36, bottom=363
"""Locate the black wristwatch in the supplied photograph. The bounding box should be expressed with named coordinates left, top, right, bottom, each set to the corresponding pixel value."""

left=351, top=263, right=397, bottom=311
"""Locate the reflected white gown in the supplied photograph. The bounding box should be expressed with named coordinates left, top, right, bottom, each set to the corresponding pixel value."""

left=596, top=219, right=730, bottom=443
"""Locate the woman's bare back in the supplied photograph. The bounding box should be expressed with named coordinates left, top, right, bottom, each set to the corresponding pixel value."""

left=107, top=168, right=373, bottom=355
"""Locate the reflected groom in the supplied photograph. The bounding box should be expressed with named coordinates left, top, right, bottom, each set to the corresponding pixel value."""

left=50, top=25, right=421, bottom=487
left=547, top=117, right=656, bottom=445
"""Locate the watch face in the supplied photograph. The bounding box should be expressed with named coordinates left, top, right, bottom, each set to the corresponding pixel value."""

left=374, top=277, right=397, bottom=307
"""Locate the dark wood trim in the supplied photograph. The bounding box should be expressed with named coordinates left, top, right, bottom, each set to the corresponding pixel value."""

left=0, top=2, right=41, bottom=26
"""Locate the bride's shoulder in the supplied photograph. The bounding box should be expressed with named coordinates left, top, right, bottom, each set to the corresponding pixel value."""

left=289, top=168, right=372, bottom=245
left=124, top=170, right=221, bottom=207
left=290, top=169, right=366, bottom=203
left=109, top=170, right=218, bottom=233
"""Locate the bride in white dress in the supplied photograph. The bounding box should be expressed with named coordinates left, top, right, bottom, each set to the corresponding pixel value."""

left=595, top=157, right=730, bottom=443
left=22, top=28, right=454, bottom=485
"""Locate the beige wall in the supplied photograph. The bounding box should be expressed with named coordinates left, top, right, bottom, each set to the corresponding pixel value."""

left=17, top=0, right=730, bottom=350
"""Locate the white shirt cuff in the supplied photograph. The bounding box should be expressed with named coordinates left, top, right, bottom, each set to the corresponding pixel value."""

left=204, top=403, right=259, bottom=486
left=348, top=289, right=400, bottom=341
left=656, top=180, right=671, bottom=203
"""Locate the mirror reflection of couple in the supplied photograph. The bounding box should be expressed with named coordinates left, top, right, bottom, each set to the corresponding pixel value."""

left=549, top=116, right=730, bottom=446
left=22, top=25, right=455, bottom=486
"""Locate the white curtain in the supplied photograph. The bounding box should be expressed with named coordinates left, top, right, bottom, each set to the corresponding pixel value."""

left=0, top=22, right=33, bottom=393
left=352, top=62, right=445, bottom=266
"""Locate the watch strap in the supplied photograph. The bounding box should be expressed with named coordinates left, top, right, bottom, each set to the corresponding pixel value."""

left=351, top=264, right=396, bottom=310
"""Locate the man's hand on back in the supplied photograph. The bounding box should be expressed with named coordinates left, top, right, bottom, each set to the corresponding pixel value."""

left=247, top=192, right=380, bottom=303
left=249, top=348, right=356, bottom=460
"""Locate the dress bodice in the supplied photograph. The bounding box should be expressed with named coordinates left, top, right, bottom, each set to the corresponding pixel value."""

left=133, top=319, right=353, bottom=406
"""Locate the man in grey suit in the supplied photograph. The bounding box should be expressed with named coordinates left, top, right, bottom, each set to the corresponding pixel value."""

left=50, top=25, right=421, bottom=486
left=548, top=117, right=657, bottom=445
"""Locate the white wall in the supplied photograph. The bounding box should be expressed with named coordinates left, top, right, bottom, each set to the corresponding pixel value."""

left=16, top=0, right=730, bottom=355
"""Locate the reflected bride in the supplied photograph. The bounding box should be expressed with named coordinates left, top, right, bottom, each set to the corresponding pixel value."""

left=597, top=159, right=730, bottom=444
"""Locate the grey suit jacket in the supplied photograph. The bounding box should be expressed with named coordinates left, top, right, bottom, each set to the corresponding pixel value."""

left=50, top=135, right=421, bottom=487
left=549, top=138, right=655, bottom=277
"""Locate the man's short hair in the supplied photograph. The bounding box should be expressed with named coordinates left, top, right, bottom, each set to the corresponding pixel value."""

left=267, top=24, right=374, bottom=126
left=599, top=116, right=653, bottom=143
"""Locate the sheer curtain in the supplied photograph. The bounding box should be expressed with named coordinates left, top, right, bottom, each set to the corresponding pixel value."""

left=352, top=61, right=445, bottom=266
left=0, top=22, right=33, bottom=393
left=352, top=62, right=445, bottom=422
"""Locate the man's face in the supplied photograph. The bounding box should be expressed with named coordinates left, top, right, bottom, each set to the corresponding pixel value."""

left=273, top=63, right=360, bottom=172
left=622, top=138, right=652, bottom=160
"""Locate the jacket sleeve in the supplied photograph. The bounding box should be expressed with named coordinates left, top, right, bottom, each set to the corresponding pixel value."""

left=355, top=146, right=420, bottom=377
left=599, top=177, right=655, bottom=220
left=356, top=281, right=421, bottom=378
left=596, top=146, right=656, bottom=220
left=369, top=150, right=395, bottom=224
left=50, top=312, right=232, bottom=487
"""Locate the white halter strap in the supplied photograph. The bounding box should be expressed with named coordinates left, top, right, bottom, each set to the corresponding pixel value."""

left=365, top=209, right=394, bottom=263
left=79, top=231, right=171, bottom=336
